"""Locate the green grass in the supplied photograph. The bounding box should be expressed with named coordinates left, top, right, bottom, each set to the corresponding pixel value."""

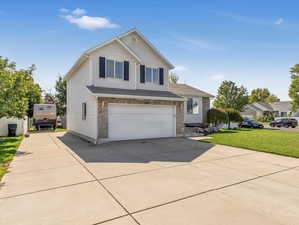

left=200, top=129, right=299, bottom=158
left=0, top=136, right=23, bottom=180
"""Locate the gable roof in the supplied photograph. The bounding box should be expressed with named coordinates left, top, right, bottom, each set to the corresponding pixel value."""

left=252, top=102, right=273, bottom=111
left=169, top=83, right=214, bottom=98
left=64, top=28, right=174, bottom=81
left=270, top=101, right=292, bottom=112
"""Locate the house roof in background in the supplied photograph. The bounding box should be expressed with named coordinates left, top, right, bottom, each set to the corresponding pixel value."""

left=252, top=102, right=273, bottom=111
left=270, top=101, right=292, bottom=112
left=86, top=85, right=183, bottom=101
left=169, top=83, right=214, bottom=98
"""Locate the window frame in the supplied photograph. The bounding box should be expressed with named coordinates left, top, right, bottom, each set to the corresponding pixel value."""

left=186, top=98, right=200, bottom=115
left=144, top=66, right=160, bottom=84
left=105, top=59, right=126, bottom=80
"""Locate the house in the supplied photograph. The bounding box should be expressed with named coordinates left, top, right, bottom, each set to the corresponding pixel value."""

left=64, top=29, right=185, bottom=144
left=241, top=101, right=299, bottom=119
left=169, top=83, right=214, bottom=124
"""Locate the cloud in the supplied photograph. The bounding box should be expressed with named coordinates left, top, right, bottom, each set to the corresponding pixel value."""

left=72, top=8, right=87, bottom=16
left=173, top=65, right=188, bottom=72
left=59, top=8, right=69, bottom=13
left=209, top=74, right=225, bottom=82
left=62, top=15, right=118, bottom=30
left=275, top=18, right=284, bottom=25
left=178, top=37, right=223, bottom=51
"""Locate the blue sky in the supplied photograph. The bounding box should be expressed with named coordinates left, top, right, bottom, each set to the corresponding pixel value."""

left=1, top=0, right=299, bottom=100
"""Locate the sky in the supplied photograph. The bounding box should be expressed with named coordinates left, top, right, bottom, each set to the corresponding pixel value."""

left=1, top=0, right=299, bottom=100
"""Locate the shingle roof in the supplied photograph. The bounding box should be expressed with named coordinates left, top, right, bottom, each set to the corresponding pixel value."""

left=253, top=102, right=273, bottom=111
left=169, top=83, right=214, bottom=98
left=270, top=101, right=292, bottom=112
left=86, top=86, right=183, bottom=100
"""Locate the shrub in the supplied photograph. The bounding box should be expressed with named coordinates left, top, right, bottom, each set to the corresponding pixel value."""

left=207, top=108, right=227, bottom=126
left=225, top=108, right=243, bottom=129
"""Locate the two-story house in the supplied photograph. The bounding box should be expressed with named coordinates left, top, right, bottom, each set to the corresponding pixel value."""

left=64, top=29, right=184, bottom=144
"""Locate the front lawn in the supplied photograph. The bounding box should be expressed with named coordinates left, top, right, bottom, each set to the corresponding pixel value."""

left=0, top=136, right=23, bottom=180
left=200, top=129, right=299, bottom=158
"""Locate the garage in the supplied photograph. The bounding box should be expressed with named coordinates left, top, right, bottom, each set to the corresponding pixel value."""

left=108, top=104, right=176, bottom=141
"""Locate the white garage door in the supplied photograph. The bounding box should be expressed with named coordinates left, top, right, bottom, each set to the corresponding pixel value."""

left=108, top=104, right=176, bottom=141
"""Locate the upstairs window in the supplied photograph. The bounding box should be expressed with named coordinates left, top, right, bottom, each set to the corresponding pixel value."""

left=145, top=67, right=160, bottom=84
left=106, top=59, right=125, bottom=80
left=187, top=98, right=200, bottom=114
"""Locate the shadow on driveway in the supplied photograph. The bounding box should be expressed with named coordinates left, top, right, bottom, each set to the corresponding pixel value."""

left=58, top=133, right=216, bottom=164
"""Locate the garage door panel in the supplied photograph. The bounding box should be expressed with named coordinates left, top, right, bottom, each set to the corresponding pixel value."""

left=108, top=104, right=175, bottom=141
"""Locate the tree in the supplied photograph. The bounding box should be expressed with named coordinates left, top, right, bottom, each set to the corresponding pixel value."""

left=55, top=75, right=67, bottom=116
left=249, top=88, right=279, bottom=103
left=0, top=57, right=42, bottom=119
left=207, top=108, right=227, bottom=126
left=169, top=72, right=179, bottom=84
left=289, top=64, right=299, bottom=112
left=225, top=108, right=243, bottom=129
left=213, top=80, right=249, bottom=112
left=266, top=94, right=280, bottom=103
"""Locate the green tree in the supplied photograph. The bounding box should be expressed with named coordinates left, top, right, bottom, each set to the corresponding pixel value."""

left=55, top=75, right=67, bottom=116
left=225, top=108, right=243, bottom=129
left=249, top=88, right=279, bottom=103
left=213, top=80, right=249, bottom=112
left=289, top=64, right=299, bottom=112
left=207, top=108, right=227, bottom=126
left=0, top=57, right=42, bottom=119
left=169, top=72, right=179, bottom=84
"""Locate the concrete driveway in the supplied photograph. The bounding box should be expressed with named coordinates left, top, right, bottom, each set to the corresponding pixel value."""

left=1, top=132, right=299, bottom=225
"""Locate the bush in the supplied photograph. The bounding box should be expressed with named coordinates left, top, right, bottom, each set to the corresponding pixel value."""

left=207, top=108, right=227, bottom=126
left=225, top=108, right=243, bottom=129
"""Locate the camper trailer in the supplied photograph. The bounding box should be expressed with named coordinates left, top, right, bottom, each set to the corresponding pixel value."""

left=33, top=104, right=57, bottom=130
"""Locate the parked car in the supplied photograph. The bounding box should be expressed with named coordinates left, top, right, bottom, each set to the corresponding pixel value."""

left=269, top=118, right=298, bottom=128
left=239, top=120, right=264, bottom=129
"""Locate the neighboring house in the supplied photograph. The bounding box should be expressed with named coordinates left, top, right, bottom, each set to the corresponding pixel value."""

left=169, top=83, right=214, bottom=124
left=64, top=29, right=184, bottom=144
left=241, top=101, right=299, bottom=119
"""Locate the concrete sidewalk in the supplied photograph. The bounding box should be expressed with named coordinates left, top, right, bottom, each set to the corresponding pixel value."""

left=1, top=132, right=299, bottom=225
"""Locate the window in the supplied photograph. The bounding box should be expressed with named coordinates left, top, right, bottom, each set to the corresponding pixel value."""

left=106, top=59, right=114, bottom=78
left=82, top=103, right=87, bottom=120
left=145, top=67, right=152, bottom=82
left=144, top=67, right=160, bottom=84
left=153, top=68, right=159, bottom=83
left=280, top=112, right=288, bottom=117
left=105, top=59, right=125, bottom=79
left=187, top=98, right=200, bottom=114
left=115, top=61, right=124, bottom=79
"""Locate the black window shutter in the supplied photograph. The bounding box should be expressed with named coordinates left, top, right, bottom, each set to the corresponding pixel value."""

left=124, top=61, right=129, bottom=81
left=99, top=57, right=106, bottom=78
left=140, top=65, right=145, bottom=83
left=159, top=68, right=164, bottom=85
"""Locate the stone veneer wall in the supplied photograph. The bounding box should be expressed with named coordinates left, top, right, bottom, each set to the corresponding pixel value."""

left=202, top=97, right=211, bottom=123
left=97, top=97, right=184, bottom=140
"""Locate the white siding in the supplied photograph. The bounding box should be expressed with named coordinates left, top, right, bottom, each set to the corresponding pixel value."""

left=90, top=41, right=138, bottom=90
left=121, top=33, right=170, bottom=91
left=67, top=61, right=98, bottom=141
left=88, top=33, right=170, bottom=91
left=183, top=97, right=203, bottom=124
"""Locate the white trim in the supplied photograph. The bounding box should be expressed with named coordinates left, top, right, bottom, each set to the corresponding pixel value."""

left=118, top=29, right=174, bottom=69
